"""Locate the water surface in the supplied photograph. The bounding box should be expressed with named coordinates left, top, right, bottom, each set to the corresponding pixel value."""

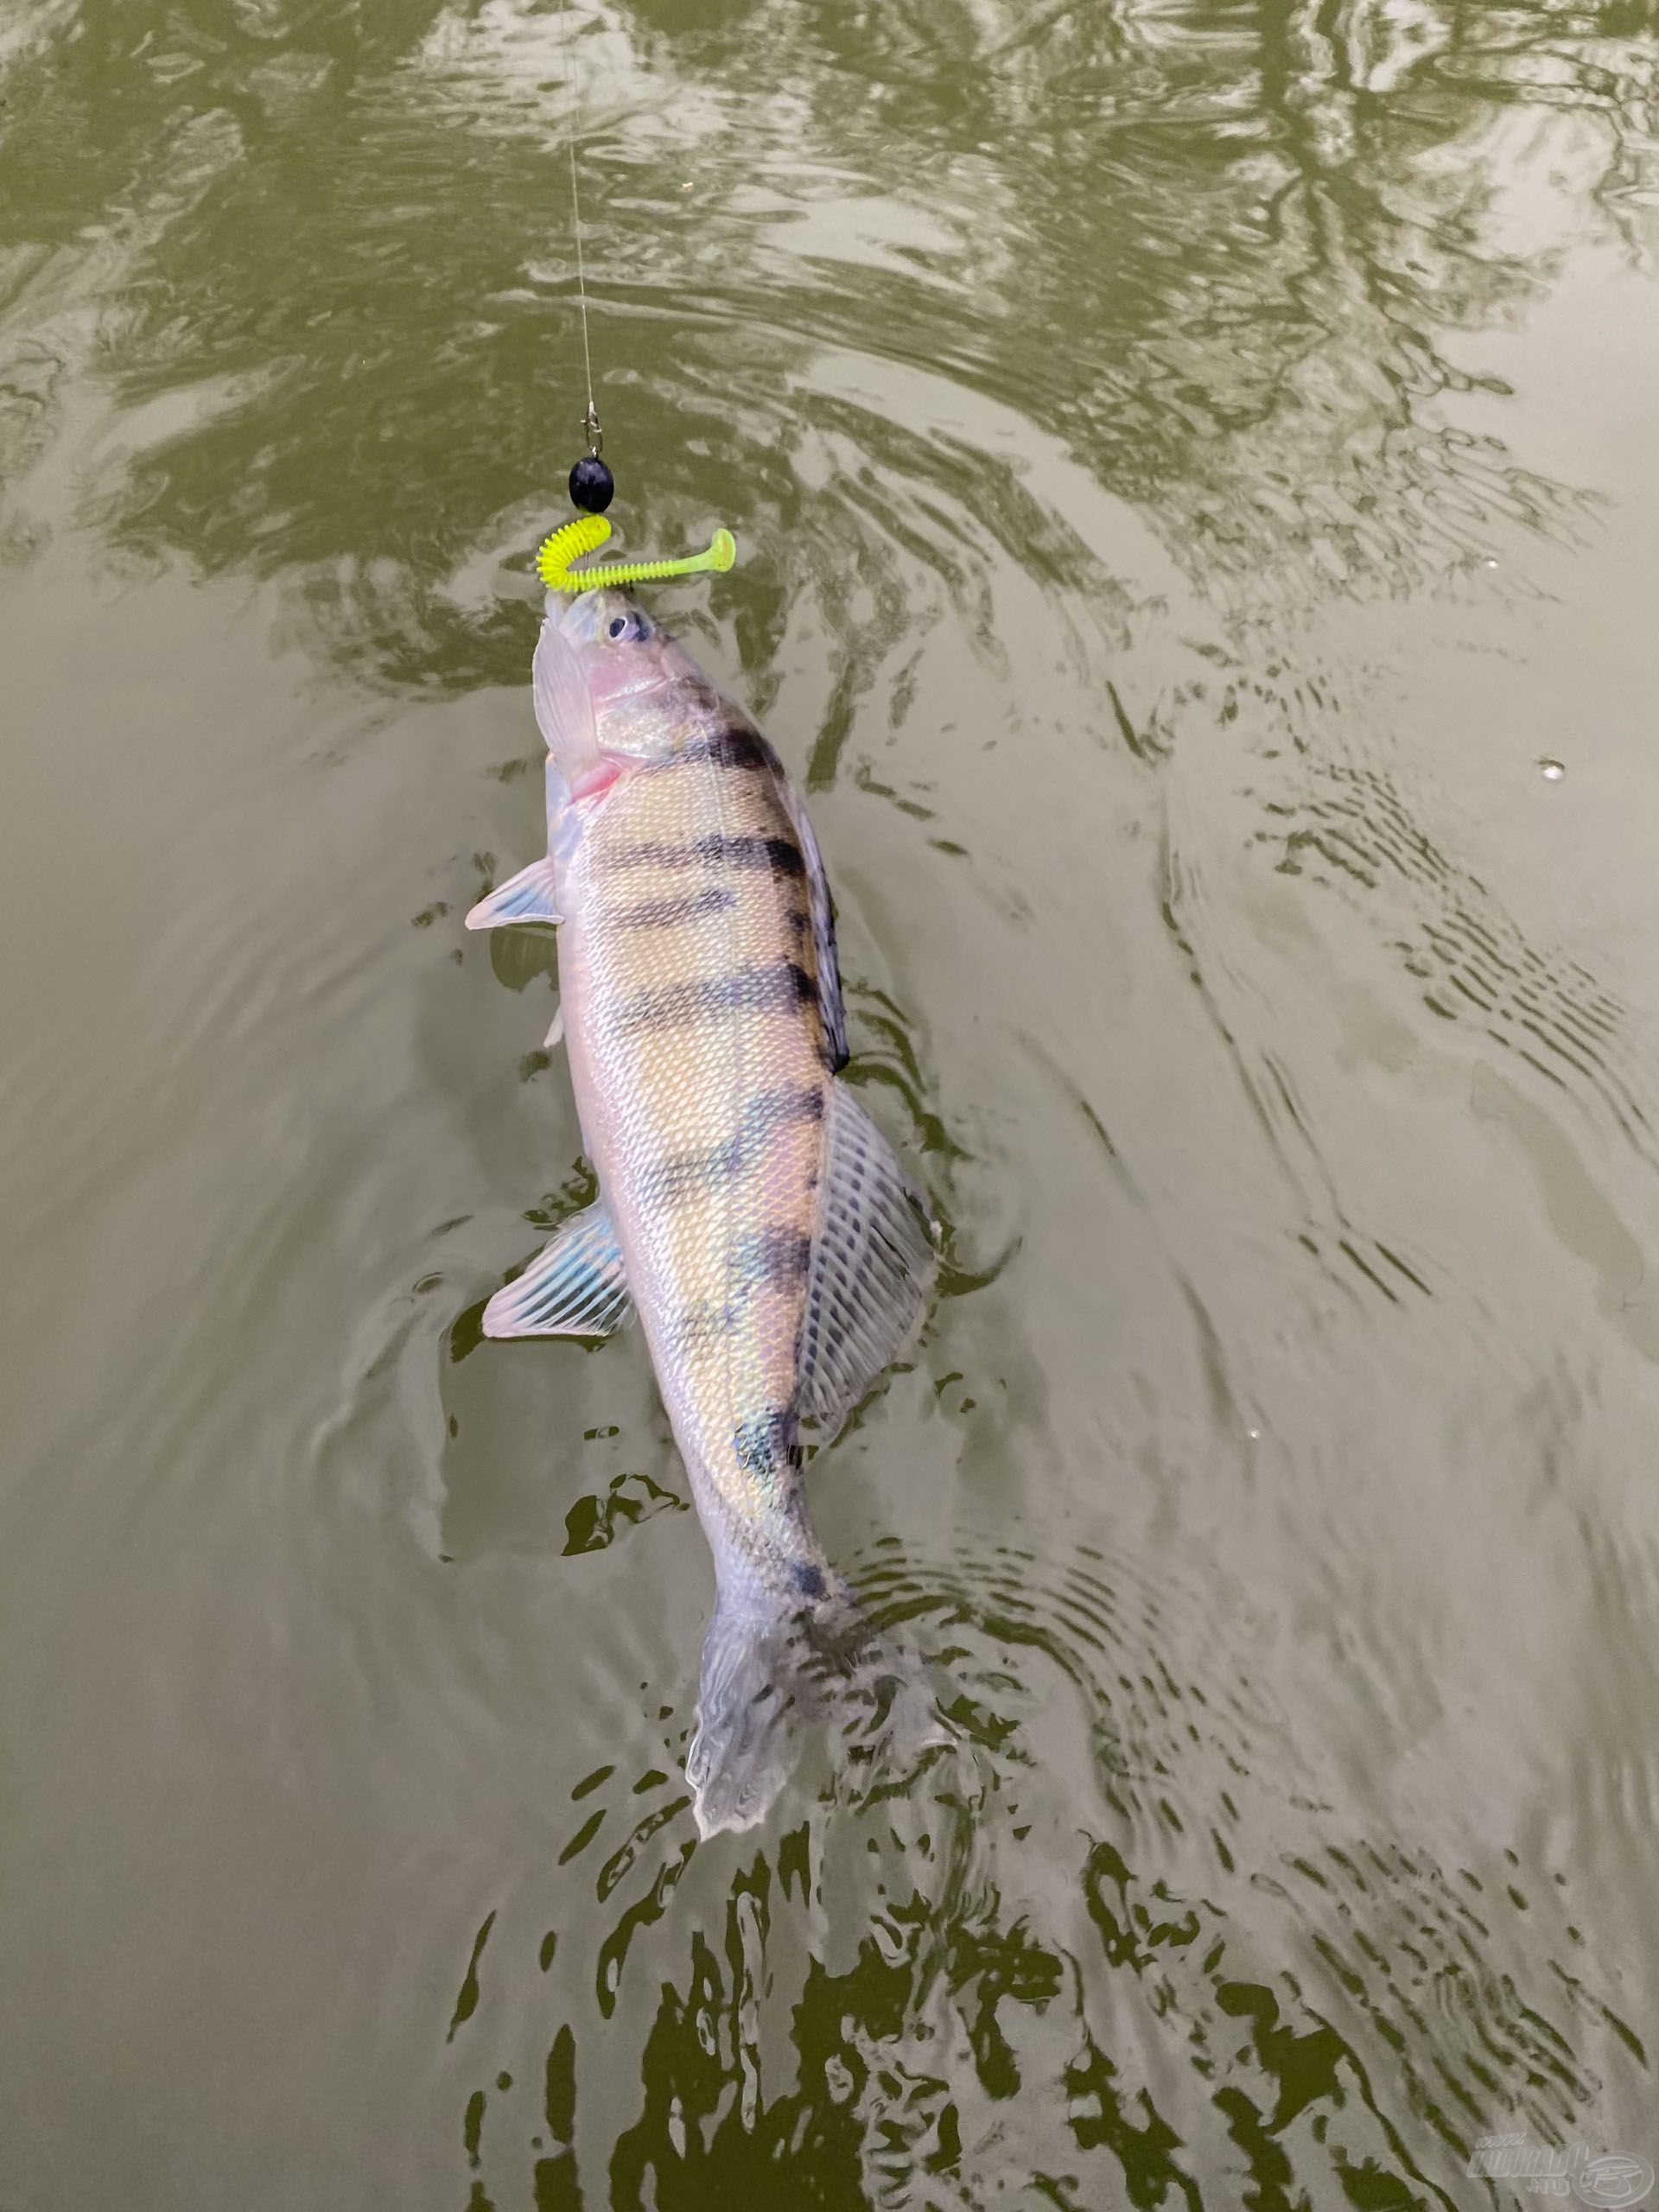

left=3, top=2, right=1659, bottom=2206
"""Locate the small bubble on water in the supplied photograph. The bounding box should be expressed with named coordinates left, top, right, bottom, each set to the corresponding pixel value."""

left=1483, top=556, right=1499, bottom=569
left=1540, top=759, right=1566, bottom=782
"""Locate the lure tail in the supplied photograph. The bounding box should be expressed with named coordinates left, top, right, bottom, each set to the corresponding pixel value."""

left=686, top=1574, right=943, bottom=1839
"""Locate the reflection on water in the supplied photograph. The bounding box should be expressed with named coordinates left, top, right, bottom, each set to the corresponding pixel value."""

left=445, top=1528, right=1641, bottom=2209
left=3, top=0, right=1659, bottom=2207
left=6, top=0, right=1655, bottom=650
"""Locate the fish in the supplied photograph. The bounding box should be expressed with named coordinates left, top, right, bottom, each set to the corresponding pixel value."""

left=467, top=583, right=940, bottom=1836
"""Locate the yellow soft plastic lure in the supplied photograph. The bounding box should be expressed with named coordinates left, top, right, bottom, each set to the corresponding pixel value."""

left=536, top=513, right=737, bottom=594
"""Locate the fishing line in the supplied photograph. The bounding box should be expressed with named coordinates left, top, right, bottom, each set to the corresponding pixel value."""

left=557, top=0, right=603, bottom=474
left=546, top=0, right=737, bottom=586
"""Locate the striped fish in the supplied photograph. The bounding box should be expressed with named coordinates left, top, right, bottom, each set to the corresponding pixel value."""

left=468, top=585, right=938, bottom=1836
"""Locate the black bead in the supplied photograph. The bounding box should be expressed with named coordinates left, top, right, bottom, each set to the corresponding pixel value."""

left=569, top=454, right=614, bottom=514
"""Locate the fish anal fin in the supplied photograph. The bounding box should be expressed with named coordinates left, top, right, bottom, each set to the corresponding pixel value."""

left=466, top=856, right=562, bottom=931
left=797, top=1084, right=935, bottom=1434
left=482, top=1200, right=631, bottom=1338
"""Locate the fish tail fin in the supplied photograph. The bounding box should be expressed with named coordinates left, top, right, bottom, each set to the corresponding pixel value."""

left=686, top=1576, right=943, bottom=1840
left=685, top=1589, right=799, bottom=1840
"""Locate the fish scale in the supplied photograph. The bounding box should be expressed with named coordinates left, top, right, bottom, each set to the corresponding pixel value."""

left=467, top=585, right=940, bottom=1835
left=565, top=729, right=832, bottom=1577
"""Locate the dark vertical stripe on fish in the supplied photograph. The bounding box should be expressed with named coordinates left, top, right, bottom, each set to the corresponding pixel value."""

left=616, top=961, right=817, bottom=1037
left=599, top=835, right=806, bottom=879
left=734, top=1407, right=802, bottom=1474
left=734, top=1225, right=814, bottom=1292
left=608, top=885, right=739, bottom=931
left=639, top=1088, right=824, bottom=1210
left=671, top=727, right=784, bottom=774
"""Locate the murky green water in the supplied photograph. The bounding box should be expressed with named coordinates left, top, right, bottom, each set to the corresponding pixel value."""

left=5, top=2, right=1659, bottom=2206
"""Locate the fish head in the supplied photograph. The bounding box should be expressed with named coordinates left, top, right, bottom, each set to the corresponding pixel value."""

left=532, top=586, right=710, bottom=791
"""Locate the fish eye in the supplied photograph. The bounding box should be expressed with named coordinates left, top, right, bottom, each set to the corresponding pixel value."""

left=606, top=609, right=650, bottom=644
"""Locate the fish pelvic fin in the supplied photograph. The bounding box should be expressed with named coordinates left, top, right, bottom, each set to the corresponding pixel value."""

left=685, top=1574, right=944, bottom=1840
left=465, top=855, right=562, bottom=931
left=482, top=1200, right=631, bottom=1338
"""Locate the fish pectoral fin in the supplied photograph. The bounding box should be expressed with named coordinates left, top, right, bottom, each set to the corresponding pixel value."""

left=543, top=1001, right=564, bottom=1050
left=797, top=1084, right=937, bottom=1433
left=482, top=1200, right=632, bottom=1338
left=465, top=856, right=562, bottom=931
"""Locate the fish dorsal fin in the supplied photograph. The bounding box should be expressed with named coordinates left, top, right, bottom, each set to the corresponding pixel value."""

left=777, top=779, right=849, bottom=1073
left=797, top=1085, right=935, bottom=1433
left=482, top=1200, right=631, bottom=1338
left=465, top=856, right=563, bottom=931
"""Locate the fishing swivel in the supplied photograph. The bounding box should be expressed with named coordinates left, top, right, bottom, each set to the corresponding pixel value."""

left=550, top=368, right=736, bottom=594
left=569, top=403, right=613, bottom=515
left=547, top=0, right=734, bottom=585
